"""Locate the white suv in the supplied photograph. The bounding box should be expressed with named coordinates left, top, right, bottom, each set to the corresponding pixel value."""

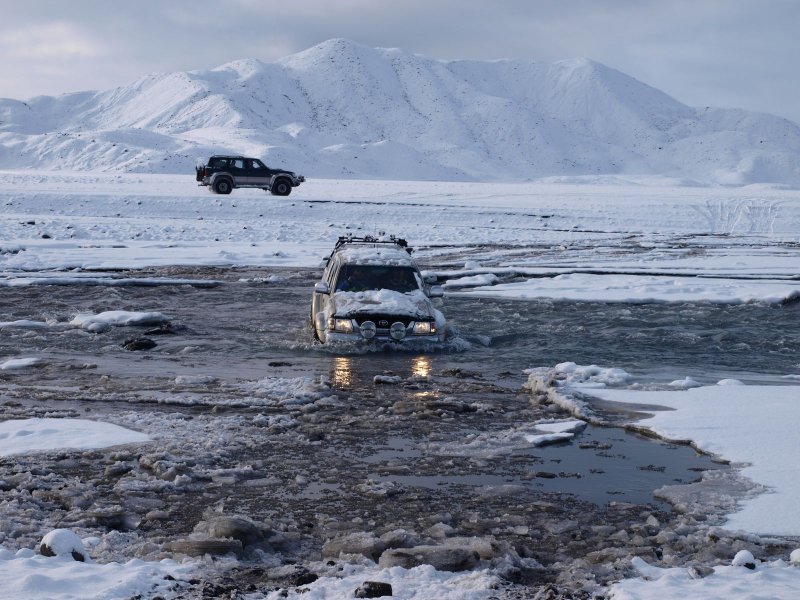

left=311, top=236, right=446, bottom=344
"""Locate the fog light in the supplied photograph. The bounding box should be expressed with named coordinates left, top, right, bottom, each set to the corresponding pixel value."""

left=389, top=322, right=406, bottom=340
left=360, top=321, right=376, bottom=339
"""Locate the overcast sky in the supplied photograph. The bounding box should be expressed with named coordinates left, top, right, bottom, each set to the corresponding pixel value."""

left=2, top=0, right=798, bottom=123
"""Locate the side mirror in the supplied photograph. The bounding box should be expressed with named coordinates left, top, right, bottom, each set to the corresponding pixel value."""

left=314, top=282, right=330, bottom=295
left=428, top=285, right=444, bottom=298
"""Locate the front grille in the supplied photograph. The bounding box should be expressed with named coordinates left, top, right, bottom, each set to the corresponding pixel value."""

left=353, top=314, right=414, bottom=327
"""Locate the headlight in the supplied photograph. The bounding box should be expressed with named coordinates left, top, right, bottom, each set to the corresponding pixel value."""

left=328, top=317, right=355, bottom=333
left=412, top=321, right=436, bottom=335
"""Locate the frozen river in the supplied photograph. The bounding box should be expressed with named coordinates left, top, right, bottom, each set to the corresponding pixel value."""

left=4, top=265, right=774, bottom=513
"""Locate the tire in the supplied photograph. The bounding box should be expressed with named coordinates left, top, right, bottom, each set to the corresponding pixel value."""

left=270, top=178, right=292, bottom=196
left=311, top=310, right=321, bottom=342
left=213, top=178, right=233, bottom=195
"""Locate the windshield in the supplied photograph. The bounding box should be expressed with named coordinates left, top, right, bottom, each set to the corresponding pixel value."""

left=335, top=265, right=422, bottom=293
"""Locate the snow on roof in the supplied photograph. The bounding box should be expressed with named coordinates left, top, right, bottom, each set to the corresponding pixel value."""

left=333, top=243, right=416, bottom=267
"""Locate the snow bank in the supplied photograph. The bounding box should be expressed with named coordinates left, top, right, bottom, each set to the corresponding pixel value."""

left=455, top=273, right=800, bottom=304
left=608, top=554, right=800, bottom=600
left=581, top=383, right=800, bottom=536
left=264, top=562, right=498, bottom=599
left=536, top=363, right=800, bottom=537
left=0, top=546, right=194, bottom=600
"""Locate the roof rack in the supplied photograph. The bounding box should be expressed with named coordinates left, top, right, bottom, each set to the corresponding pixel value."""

left=333, top=234, right=413, bottom=254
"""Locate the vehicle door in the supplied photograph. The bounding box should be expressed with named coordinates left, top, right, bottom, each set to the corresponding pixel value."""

left=229, top=158, right=247, bottom=185
left=250, top=160, right=272, bottom=186
left=312, top=259, right=339, bottom=320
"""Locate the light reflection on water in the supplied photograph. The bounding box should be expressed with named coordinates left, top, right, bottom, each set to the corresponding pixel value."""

left=329, top=354, right=435, bottom=390
left=412, top=355, right=432, bottom=378
left=331, top=356, right=355, bottom=388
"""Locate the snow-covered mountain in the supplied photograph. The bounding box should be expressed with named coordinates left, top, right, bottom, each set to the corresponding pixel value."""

left=2, top=38, right=799, bottom=185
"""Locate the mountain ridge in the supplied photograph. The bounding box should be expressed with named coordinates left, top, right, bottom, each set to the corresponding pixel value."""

left=1, top=38, right=799, bottom=185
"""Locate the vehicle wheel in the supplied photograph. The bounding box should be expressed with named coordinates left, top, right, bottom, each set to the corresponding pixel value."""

left=271, top=179, right=292, bottom=196
left=311, top=310, right=321, bottom=342
left=214, top=178, right=233, bottom=194
left=312, top=312, right=327, bottom=343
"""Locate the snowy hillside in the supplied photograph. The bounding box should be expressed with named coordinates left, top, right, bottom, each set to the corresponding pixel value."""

left=1, top=38, right=800, bottom=185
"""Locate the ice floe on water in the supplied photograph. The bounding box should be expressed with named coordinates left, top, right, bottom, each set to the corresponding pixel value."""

left=551, top=362, right=634, bottom=387
left=239, top=376, right=336, bottom=407
left=0, top=319, right=50, bottom=330
left=0, top=418, right=150, bottom=457
left=426, top=419, right=586, bottom=458
left=70, top=310, right=170, bottom=332
left=0, top=310, right=171, bottom=338
left=668, top=376, right=704, bottom=389
left=0, top=357, right=44, bottom=370
left=0, top=273, right=221, bottom=287
left=442, top=273, right=499, bottom=289
left=157, top=375, right=336, bottom=408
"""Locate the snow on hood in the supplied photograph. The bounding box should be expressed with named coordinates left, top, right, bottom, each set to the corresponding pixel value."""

left=331, top=289, right=433, bottom=318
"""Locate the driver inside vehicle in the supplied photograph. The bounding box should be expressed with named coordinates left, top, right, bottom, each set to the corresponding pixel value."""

left=337, top=267, right=370, bottom=292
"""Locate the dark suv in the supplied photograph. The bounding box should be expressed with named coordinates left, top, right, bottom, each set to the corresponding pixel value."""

left=195, top=155, right=305, bottom=196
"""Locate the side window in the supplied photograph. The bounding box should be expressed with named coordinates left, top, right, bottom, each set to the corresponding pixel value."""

left=326, top=261, right=340, bottom=289
left=253, top=160, right=266, bottom=170
left=233, top=159, right=245, bottom=169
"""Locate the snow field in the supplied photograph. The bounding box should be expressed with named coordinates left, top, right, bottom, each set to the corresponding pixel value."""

left=2, top=173, right=800, bottom=598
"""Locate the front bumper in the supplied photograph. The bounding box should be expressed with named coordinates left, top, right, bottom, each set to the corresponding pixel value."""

left=325, top=317, right=443, bottom=343
left=325, top=330, right=443, bottom=344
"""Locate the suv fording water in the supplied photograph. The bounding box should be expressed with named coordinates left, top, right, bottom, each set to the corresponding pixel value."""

left=311, top=236, right=446, bottom=344
left=195, top=155, right=305, bottom=196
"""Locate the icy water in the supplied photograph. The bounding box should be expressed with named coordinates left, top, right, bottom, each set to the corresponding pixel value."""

left=4, top=265, right=795, bottom=509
